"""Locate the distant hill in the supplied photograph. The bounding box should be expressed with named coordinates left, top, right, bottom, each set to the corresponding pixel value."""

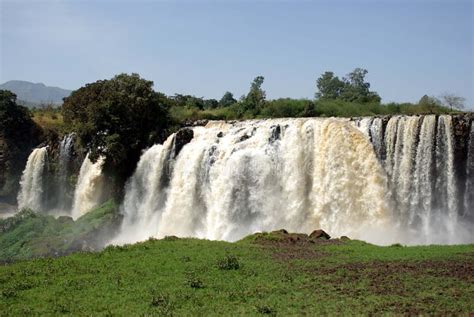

left=0, top=80, right=72, bottom=107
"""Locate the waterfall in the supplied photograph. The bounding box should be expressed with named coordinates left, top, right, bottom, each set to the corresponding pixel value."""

left=433, top=115, right=458, bottom=241
left=411, top=115, right=436, bottom=237
left=71, top=153, right=105, bottom=219
left=116, top=118, right=391, bottom=244
left=115, top=115, right=473, bottom=246
left=115, top=137, right=175, bottom=243
left=369, top=118, right=384, bottom=159
left=465, top=123, right=474, bottom=220
left=57, top=134, right=74, bottom=210
left=17, top=147, right=48, bottom=211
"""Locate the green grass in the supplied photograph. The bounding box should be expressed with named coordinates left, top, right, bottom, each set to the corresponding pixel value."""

left=0, top=200, right=120, bottom=262
left=31, top=108, right=66, bottom=132
left=1, top=231, right=473, bottom=315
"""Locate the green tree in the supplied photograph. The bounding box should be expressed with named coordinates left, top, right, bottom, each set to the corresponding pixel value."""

left=302, top=100, right=317, bottom=117
left=418, top=95, right=442, bottom=113
left=185, top=96, right=205, bottom=110
left=316, top=68, right=380, bottom=103
left=0, top=90, right=41, bottom=201
left=203, top=99, right=219, bottom=109
left=242, top=76, right=266, bottom=115
left=0, top=90, right=34, bottom=139
left=218, top=91, right=237, bottom=107
left=315, top=72, right=345, bottom=99
left=62, top=73, right=170, bottom=186
left=340, top=68, right=381, bottom=103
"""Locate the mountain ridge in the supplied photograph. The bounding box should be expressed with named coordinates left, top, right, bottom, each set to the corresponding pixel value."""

left=0, top=80, right=72, bottom=107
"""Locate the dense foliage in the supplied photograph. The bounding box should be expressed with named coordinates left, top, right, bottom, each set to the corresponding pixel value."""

left=62, top=74, right=171, bottom=184
left=166, top=69, right=457, bottom=122
left=315, top=68, right=381, bottom=103
left=0, top=91, right=42, bottom=202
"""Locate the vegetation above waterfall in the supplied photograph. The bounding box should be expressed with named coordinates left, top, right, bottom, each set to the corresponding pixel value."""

left=1, top=231, right=473, bottom=315
left=4, top=67, right=465, bottom=137
left=62, top=74, right=171, bottom=183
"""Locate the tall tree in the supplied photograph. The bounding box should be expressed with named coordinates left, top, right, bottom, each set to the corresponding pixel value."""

left=315, top=71, right=344, bottom=99
left=440, top=93, right=465, bottom=111
left=340, top=68, right=381, bottom=103
left=218, top=91, right=237, bottom=107
left=418, top=95, right=441, bottom=113
left=243, top=76, right=266, bottom=114
left=0, top=90, right=41, bottom=201
left=62, top=73, right=170, bottom=186
left=316, top=68, right=380, bottom=103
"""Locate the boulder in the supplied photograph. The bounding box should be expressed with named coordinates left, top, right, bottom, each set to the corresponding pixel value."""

left=271, top=229, right=288, bottom=235
left=57, top=216, right=74, bottom=224
left=309, top=229, right=331, bottom=240
left=174, top=128, right=194, bottom=157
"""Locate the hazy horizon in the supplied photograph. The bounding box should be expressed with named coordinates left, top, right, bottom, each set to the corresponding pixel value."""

left=1, top=0, right=473, bottom=108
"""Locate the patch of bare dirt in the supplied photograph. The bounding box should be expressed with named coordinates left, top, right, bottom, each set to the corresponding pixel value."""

left=306, top=259, right=474, bottom=299
left=252, top=229, right=342, bottom=260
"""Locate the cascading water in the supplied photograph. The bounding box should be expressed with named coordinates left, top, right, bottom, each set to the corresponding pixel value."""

left=369, top=117, right=384, bottom=159
left=57, top=134, right=74, bottom=210
left=71, top=153, right=105, bottom=219
left=465, top=123, right=474, bottom=220
left=17, top=147, right=48, bottom=211
left=115, top=115, right=474, bottom=246
left=115, top=118, right=392, bottom=244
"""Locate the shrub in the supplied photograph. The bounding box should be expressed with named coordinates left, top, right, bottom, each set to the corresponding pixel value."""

left=217, top=254, right=241, bottom=270
left=185, top=273, right=204, bottom=289
left=256, top=305, right=276, bottom=315
left=150, top=289, right=174, bottom=315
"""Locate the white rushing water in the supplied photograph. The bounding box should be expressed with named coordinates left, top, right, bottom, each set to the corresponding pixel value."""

left=114, top=116, right=474, bottom=246
left=71, top=153, right=105, bottom=219
left=115, top=118, right=392, bottom=244
left=17, top=147, right=48, bottom=211
left=465, top=123, right=474, bottom=219
left=15, top=115, right=473, bottom=245
left=56, top=134, right=75, bottom=211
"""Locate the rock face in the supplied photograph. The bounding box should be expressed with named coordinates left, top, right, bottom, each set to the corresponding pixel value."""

left=309, top=229, right=331, bottom=240
left=174, top=128, right=194, bottom=157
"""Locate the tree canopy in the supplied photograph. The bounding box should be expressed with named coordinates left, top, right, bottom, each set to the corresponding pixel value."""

left=241, top=76, right=266, bottom=115
left=0, top=90, right=35, bottom=139
left=62, top=73, right=170, bottom=184
left=218, top=91, right=237, bottom=108
left=316, top=68, right=381, bottom=103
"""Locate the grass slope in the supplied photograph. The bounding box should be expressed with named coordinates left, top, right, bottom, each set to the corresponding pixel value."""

left=1, top=231, right=473, bottom=315
left=0, top=201, right=120, bottom=262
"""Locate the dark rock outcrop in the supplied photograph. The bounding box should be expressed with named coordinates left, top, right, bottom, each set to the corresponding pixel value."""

left=174, top=128, right=194, bottom=157
left=309, top=229, right=331, bottom=240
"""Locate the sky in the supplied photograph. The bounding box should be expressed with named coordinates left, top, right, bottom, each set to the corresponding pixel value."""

left=1, top=0, right=473, bottom=107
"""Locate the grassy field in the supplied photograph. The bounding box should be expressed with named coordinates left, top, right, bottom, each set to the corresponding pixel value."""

left=0, top=230, right=473, bottom=316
